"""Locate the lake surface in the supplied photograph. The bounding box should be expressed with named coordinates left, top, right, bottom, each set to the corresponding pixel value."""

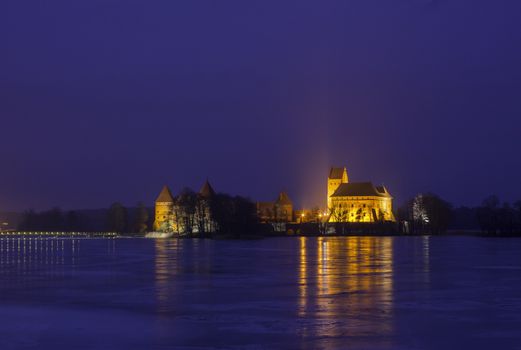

left=0, top=236, right=521, bottom=349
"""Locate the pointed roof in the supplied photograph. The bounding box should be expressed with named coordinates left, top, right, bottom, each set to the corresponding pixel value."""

left=331, top=182, right=392, bottom=198
left=156, top=185, right=174, bottom=203
left=199, top=180, right=216, bottom=198
left=329, top=167, right=346, bottom=179
left=275, top=192, right=292, bottom=205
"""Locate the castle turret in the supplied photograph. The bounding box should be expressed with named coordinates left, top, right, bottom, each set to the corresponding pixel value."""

left=153, top=185, right=174, bottom=231
left=197, top=180, right=216, bottom=233
left=199, top=179, right=216, bottom=199
left=327, top=167, right=348, bottom=209
left=275, top=191, right=293, bottom=222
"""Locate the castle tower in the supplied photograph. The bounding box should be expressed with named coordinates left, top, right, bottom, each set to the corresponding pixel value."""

left=327, top=167, right=348, bottom=209
left=198, top=180, right=216, bottom=233
left=199, top=179, right=216, bottom=198
left=153, top=185, right=174, bottom=231
left=275, top=191, right=293, bottom=222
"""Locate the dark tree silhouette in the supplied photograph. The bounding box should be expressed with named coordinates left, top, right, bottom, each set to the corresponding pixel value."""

left=18, top=210, right=37, bottom=231
left=477, top=195, right=500, bottom=235
left=107, top=202, right=128, bottom=233
left=178, top=188, right=197, bottom=234
left=194, top=194, right=213, bottom=234
left=65, top=210, right=81, bottom=231
left=210, top=194, right=258, bottom=237
left=477, top=196, right=521, bottom=235
left=399, top=193, right=452, bottom=234
left=132, top=202, right=149, bottom=233
left=18, top=208, right=65, bottom=231
left=515, top=201, right=521, bottom=233
left=421, top=194, right=452, bottom=234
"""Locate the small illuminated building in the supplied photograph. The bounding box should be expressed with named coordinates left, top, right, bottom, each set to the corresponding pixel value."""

left=257, top=192, right=294, bottom=223
left=328, top=167, right=395, bottom=222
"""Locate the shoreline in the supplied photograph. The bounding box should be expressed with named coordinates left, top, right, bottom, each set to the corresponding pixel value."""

left=2, top=230, right=521, bottom=239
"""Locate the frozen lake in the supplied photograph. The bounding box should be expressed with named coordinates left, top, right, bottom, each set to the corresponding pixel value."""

left=1, top=236, right=521, bottom=349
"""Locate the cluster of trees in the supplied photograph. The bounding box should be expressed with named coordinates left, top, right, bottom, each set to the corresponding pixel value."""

left=476, top=196, right=521, bottom=235
left=397, top=193, right=521, bottom=236
left=106, top=202, right=150, bottom=234
left=161, top=188, right=259, bottom=237
left=18, top=202, right=150, bottom=233
left=209, top=194, right=259, bottom=237
left=18, top=208, right=86, bottom=232
left=397, top=193, right=453, bottom=234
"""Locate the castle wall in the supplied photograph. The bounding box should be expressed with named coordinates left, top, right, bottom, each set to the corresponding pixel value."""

left=154, top=202, right=173, bottom=231
left=330, top=196, right=394, bottom=223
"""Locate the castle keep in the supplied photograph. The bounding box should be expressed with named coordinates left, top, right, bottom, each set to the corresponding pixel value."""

left=327, top=167, right=394, bottom=222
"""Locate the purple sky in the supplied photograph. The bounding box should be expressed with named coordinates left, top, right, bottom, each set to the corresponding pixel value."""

left=2, top=0, right=521, bottom=211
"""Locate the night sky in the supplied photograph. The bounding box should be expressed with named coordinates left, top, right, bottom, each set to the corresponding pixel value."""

left=2, top=0, right=521, bottom=212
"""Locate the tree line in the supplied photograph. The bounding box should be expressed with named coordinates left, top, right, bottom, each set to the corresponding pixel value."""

left=475, top=195, right=521, bottom=235
left=397, top=193, right=521, bottom=236
left=18, top=208, right=84, bottom=232
left=18, top=202, right=151, bottom=233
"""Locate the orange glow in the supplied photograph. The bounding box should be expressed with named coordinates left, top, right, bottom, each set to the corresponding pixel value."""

left=298, top=237, right=394, bottom=337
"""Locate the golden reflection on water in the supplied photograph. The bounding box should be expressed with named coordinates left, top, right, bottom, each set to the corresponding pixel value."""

left=299, top=237, right=308, bottom=314
left=155, top=239, right=181, bottom=312
left=299, top=236, right=394, bottom=339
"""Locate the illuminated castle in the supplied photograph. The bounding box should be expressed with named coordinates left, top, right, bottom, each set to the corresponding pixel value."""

left=327, top=167, right=394, bottom=222
left=153, top=180, right=216, bottom=232
left=153, top=167, right=394, bottom=232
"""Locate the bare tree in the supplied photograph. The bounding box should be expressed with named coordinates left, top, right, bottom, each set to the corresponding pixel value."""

left=330, top=203, right=349, bottom=235
left=195, top=195, right=213, bottom=234
left=178, top=188, right=197, bottom=235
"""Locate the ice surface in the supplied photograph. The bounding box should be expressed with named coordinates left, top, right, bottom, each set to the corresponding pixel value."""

left=0, top=236, right=521, bottom=349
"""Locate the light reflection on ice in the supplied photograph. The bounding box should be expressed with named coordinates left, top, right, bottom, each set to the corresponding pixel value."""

left=298, top=237, right=394, bottom=340
left=1, top=236, right=521, bottom=349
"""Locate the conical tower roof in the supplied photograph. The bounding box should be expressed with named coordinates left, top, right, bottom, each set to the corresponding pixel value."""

left=275, top=191, right=292, bottom=205
left=156, top=185, right=174, bottom=203
left=199, top=180, right=216, bottom=198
